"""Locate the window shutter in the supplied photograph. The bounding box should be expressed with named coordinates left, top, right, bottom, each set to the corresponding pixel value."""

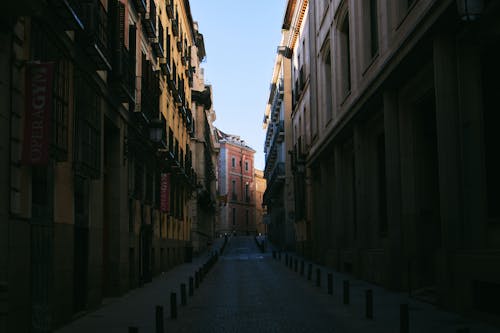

left=118, top=2, right=125, bottom=44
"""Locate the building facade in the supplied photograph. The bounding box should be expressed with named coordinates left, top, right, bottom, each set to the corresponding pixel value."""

left=216, top=131, right=256, bottom=236
left=283, top=0, right=500, bottom=324
left=191, top=33, right=218, bottom=253
left=254, top=169, right=267, bottom=235
left=0, top=0, right=212, bottom=331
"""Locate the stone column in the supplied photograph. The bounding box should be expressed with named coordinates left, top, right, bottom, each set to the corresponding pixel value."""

left=383, top=89, right=404, bottom=290
left=456, top=37, right=486, bottom=249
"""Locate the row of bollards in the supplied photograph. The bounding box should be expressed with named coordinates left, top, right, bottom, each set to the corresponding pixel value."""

left=272, top=252, right=472, bottom=333
left=129, top=250, right=221, bottom=332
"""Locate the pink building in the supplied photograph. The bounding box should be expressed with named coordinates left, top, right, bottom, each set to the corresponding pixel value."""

left=216, top=129, right=256, bottom=236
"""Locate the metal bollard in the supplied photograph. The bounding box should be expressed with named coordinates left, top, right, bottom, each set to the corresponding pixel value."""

left=156, top=305, right=164, bottom=333
left=170, top=292, right=177, bottom=319
left=300, top=260, right=304, bottom=276
left=343, top=280, right=350, bottom=305
left=189, top=277, right=194, bottom=296
left=129, top=327, right=139, bottom=333
left=307, top=263, right=312, bottom=281
left=316, top=268, right=321, bottom=287
left=180, top=283, right=187, bottom=306
left=328, top=273, right=333, bottom=295
left=400, top=303, right=408, bottom=333
left=365, top=289, right=373, bottom=319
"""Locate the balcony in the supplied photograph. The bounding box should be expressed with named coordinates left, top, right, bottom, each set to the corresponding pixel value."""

left=48, top=0, right=85, bottom=31
left=165, top=0, right=173, bottom=18
left=132, top=0, right=146, bottom=14
left=151, top=21, right=164, bottom=58
left=139, top=59, right=160, bottom=122
left=111, top=45, right=135, bottom=102
left=78, top=0, right=111, bottom=70
left=171, top=18, right=179, bottom=37
left=159, top=57, right=171, bottom=77
left=276, top=120, right=284, bottom=143
left=143, top=0, right=156, bottom=38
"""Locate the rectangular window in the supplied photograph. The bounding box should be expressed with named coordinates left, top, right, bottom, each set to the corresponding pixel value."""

left=322, top=46, right=332, bottom=120
left=340, top=14, right=351, bottom=97
left=377, top=133, right=387, bottom=235
left=369, top=0, right=379, bottom=58
left=74, top=72, right=101, bottom=179
left=245, top=161, right=249, bottom=171
left=232, top=157, right=235, bottom=168
left=245, top=183, right=249, bottom=202
left=232, top=179, right=237, bottom=200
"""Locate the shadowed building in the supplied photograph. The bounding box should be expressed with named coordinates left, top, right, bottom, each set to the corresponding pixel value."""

left=275, top=0, right=500, bottom=325
left=0, top=0, right=212, bottom=330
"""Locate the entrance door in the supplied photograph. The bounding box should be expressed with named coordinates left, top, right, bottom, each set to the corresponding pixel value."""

left=412, top=94, right=442, bottom=296
left=140, top=222, right=152, bottom=283
left=31, top=166, right=53, bottom=332
left=73, top=176, right=89, bottom=313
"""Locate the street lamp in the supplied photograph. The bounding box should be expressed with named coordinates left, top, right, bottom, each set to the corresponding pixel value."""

left=149, top=118, right=164, bottom=144
left=456, top=0, right=484, bottom=21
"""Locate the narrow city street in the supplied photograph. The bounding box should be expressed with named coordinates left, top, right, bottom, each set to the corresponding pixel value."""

left=57, top=236, right=499, bottom=333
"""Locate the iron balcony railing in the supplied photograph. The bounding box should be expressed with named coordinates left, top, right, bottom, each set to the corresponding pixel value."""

left=48, top=0, right=85, bottom=30
left=79, top=0, right=111, bottom=70
left=132, top=0, right=146, bottom=14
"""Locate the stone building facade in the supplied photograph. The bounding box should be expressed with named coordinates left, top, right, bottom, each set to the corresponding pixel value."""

left=275, top=0, right=500, bottom=324
left=254, top=169, right=267, bottom=235
left=216, top=130, right=257, bottom=236
left=0, top=0, right=212, bottom=331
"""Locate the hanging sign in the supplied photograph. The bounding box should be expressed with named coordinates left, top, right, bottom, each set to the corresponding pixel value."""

left=161, top=173, right=171, bottom=213
left=22, top=62, right=54, bottom=165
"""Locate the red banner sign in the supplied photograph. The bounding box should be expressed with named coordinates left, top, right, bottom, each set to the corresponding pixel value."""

left=160, top=173, right=171, bottom=213
left=22, top=62, right=54, bottom=165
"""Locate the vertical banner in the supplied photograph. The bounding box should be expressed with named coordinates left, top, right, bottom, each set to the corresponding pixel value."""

left=22, top=62, right=54, bottom=165
left=160, top=173, right=171, bottom=213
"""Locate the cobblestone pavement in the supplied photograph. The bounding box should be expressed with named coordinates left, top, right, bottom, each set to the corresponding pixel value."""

left=58, top=236, right=499, bottom=333
left=165, top=237, right=499, bottom=333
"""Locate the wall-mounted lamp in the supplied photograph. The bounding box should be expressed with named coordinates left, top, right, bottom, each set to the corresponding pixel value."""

left=457, top=0, right=484, bottom=21
left=149, top=118, right=164, bottom=144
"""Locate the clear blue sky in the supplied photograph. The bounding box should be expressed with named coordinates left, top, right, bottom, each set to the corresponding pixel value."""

left=189, top=0, right=286, bottom=171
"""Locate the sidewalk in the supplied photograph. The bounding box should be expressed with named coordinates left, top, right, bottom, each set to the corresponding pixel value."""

left=271, top=249, right=500, bottom=333
left=56, top=238, right=225, bottom=333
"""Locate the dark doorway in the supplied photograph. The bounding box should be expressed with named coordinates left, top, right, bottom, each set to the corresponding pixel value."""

left=413, top=94, right=442, bottom=295
left=31, top=166, right=53, bottom=332
left=140, top=222, right=153, bottom=283
left=73, top=176, right=89, bottom=313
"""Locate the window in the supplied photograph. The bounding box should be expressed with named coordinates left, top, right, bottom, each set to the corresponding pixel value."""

left=74, top=72, right=101, bottom=179
left=245, top=161, right=249, bottom=171
left=232, top=179, right=237, bottom=200
left=232, top=157, right=235, bottom=168
left=339, top=12, right=351, bottom=97
left=245, top=183, right=249, bottom=202
left=369, top=0, right=379, bottom=58
left=321, top=43, right=333, bottom=120
left=377, top=133, right=387, bottom=235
